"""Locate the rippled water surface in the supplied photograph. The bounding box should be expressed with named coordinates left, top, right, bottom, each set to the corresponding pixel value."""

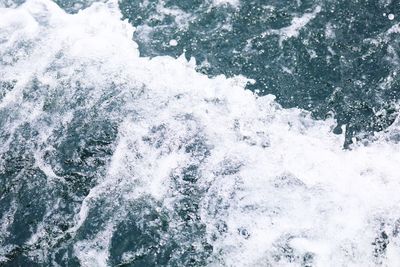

left=1, top=0, right=400, bottom=266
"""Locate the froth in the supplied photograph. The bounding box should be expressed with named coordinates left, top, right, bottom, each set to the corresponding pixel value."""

left=1, top=0, right=400, bottom=266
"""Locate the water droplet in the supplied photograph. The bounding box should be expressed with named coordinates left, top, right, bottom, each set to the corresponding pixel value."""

left=169, top=39, right=178, bottom=46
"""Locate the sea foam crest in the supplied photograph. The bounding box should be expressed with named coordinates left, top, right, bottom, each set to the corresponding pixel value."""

left=0, top=0, right=400, bottom=266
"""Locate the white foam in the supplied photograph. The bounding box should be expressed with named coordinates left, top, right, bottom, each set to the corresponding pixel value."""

left=262, top=6, right=322, bottom=46
left=154, top=1, right=195, bottom=29
left=73, top=224, right=114, bottom=267
left=325, top=22, right=335, bottom=39
left=0, top=200, right=17, bottom=250
left=1, top=1, right=400, bottom=266
left=212, top=0, right=240, bottom=7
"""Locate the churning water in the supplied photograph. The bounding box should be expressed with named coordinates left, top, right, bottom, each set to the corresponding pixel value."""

left=0, top=0, right=400, bottom=266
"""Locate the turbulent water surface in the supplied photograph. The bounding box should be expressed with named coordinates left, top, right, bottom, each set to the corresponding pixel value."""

left=1, top=0, right=400, bottom=266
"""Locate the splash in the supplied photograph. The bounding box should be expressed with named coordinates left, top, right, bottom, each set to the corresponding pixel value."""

left=1, top=0, right=400, bottom=266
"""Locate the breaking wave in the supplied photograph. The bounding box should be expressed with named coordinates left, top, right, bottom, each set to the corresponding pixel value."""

left=1, top=0, right=400, bottom=266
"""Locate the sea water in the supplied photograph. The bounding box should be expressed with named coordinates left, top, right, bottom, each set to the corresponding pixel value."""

left=0, top=0, right=400, bottom=266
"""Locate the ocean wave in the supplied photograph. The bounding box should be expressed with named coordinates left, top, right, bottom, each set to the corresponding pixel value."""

left=1, top=0, right=400, bottom=266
